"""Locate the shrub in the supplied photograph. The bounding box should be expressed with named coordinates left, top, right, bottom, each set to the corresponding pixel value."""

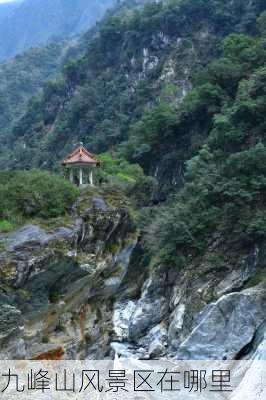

left=0, top=220, right=14, bottom=233
left=0, top=170, right=78, bottom=222
left=42, top=336, right=50, bottom=344
left=97, top=152, right=157, bottom=206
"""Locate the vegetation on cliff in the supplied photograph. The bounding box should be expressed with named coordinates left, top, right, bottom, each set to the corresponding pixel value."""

left=145, top=14, right=266, bottom=265
left=0, top=0, right=145, bottom=158
left=1, top=0, right=265, bottom=172
left=0, top=42, right=68, bottom=142
left=0, top=0, right=266, bottom=271
left=97, top=153, right=156, bottom=207
left=0, top=171, right=78, bottom=230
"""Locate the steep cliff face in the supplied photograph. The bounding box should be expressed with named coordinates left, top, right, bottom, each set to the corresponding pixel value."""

left=0, top=187, right=137, bottom=359
left=0, top=188, right=265, bottom=360
left=111, top=239, right=266, bottom=360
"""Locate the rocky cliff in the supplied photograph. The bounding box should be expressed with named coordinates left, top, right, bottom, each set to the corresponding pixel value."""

left=0, top=188, right=265, bottom=360
left=0, top=187, right=137, bottom=359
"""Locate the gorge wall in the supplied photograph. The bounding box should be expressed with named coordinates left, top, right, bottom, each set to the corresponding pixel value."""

left=0, top=188, right=265, bottom=360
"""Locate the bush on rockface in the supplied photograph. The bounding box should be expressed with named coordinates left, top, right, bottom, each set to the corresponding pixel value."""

left=146, top=144, right=266, bottom=260
left=0, top=220, right=14, bottom=233
left=0, top=170, right=78, bottom=222
left=97, top=152, right=157, bottom=207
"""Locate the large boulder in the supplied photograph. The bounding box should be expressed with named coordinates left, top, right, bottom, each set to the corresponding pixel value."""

left=148, top=323, right=168, bottom=358
left=176, top=285, right=266, bottom=360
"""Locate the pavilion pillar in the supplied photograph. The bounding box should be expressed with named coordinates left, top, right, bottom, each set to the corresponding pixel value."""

left=89, top=169, right=93, bottom=186
left=70, top=169, right=74, bottom=184
left=79, top=167, right=83, bottom=186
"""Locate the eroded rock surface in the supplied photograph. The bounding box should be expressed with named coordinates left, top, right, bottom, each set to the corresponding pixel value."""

left=0, top=188, right=137, bottom=359
left=0, top=189, right=265, bottom=360
left=176, top=286, right=266, bottom=360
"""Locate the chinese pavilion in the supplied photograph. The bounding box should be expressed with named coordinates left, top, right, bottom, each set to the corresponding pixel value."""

left=62, top=144, right=100, bottom=186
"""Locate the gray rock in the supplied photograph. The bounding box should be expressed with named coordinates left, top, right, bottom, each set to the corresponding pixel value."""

left=0, top=196, right=138, bottom=359
left=111, top=342, right=148, bottom=359
left=2, top=190, right=266, bottom=362
left=216, top=269, right=247, bottom=296
left=148, top=323, right=168, bottom=358
left=252, top=327, right=266, bottom=360
left=128, top=266, right=170, bottom=341
left=129, top=278, right=168, bottom=341
left=0, top=337, right=27, bottom=360
left=176, top=286, right=266, bottom=360
left=168, top=303, right=186, bottom=349
left=240, top=322, right=266, bottom=360
left=92, top=197, right=108, bottom=212
left=8, top=224, right=51, bottom=251
left=0, top=304, right=22, bottom=340
left=216, top=245, right=260, bottom=296
left=129, top=295, right=168, bottom=340
left=52, top=227, right=75, bottom=242
left=230, top=327, right=266, bottom=400
left=103, top=243, right=137, bottom=295
left=112, top=313, right=168, bottom=359
left=148, top=339, right=165, bottom=358
left=113, top=300, right=137, bottom=341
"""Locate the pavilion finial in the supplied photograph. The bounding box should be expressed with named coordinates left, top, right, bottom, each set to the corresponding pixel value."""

left=79, top=141, right=84, bottom=147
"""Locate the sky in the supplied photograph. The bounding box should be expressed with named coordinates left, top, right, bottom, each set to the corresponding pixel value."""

left=0, top=0, right=19, bottom=3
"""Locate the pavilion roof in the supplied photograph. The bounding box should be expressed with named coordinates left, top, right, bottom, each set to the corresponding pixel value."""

left=62, top=146, right=99, bottom=166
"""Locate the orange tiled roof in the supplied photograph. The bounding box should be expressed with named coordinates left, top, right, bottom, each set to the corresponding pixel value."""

left=62, top=146, right=99, bottom=166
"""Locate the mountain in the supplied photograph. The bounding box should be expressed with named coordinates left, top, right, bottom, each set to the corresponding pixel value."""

left=0, top=0, right=115, bottom=61
left=0, top=0, right=150, bottom=150
left=0, top=42, right=69, bottom=141
left=2, top=0, right=265, bottom=176
left=0, top=0, right=266, bottom=362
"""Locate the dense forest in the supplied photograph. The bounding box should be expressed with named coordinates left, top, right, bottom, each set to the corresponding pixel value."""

left=0, top=0, right=152, bottom=158
left=0, top=0, right=266, bottom=262
left=0, top=1, right=264, bottom=173
left=145, top=16, right=266, bottom=265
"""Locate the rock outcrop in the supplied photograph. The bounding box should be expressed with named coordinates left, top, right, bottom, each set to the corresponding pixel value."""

left=176, top=286, right=266, bottom=360
left=0, top=188, right=265, bottom=360
left=0, top=187, right=137, bottom=359
left=109, top=239, right=266, bottom=360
